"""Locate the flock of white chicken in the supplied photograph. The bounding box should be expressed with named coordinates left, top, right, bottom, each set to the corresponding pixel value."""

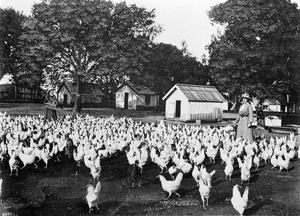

left=0, top=111, right=298, bottom=215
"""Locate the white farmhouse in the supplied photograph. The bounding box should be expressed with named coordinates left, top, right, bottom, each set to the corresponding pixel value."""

left=115, top=83, right=159, bottom=110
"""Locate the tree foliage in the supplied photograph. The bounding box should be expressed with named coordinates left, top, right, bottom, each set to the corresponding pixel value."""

left=131, top=42, right=209, bottom=102
left=22, top=0, right=161, bottom=112
left=207, top=0, right=300, bottom=106
left=0, top=8, right=45, bottom=92
left=0, top=8, right=25, bottom=80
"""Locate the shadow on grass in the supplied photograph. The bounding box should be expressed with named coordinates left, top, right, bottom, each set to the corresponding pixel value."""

left=249, top=174, right=260, bottom=183
left=244, top=201, right=264, bottom=215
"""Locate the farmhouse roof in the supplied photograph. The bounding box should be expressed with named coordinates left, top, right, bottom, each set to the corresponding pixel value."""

left=162, top=83, right=226, bottom=102
left=116, top=83, right=157, bottom=95
left=58, top=82, right=105, bottom=96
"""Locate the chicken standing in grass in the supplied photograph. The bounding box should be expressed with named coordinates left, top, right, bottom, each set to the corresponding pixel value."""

left=231, top=184, right=249, bottom=216
left=198, top=176, right=210, bottom=208
left=86, top=181, right=101, bottom=213
left=157, top=171, right=183, bottom=200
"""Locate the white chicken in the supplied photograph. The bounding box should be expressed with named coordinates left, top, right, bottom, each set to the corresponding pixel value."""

left=231, top=184, right=249, bottom=216
left=278, top=155, right=290, bottom=173
left=200, top=164, right=215, bottom=188
left=18, top=147, right=37, bottom=169
left=86, top=181, right=101, bottom=213
left=198, top=176, right=210, bottom=208
left=253, top=153, right=260, bottom=170
left=73, top=144, right=85, bottom=166
left=237, top=156, right=252, bottom=183
left=157, top=172, right=183, bottom=200
left=168, top=165, right=180, bottom=181
left=270, top=153, right=278, bottom=169
left=205, top=142, right=220, bottom=164
left=9, top=150, right=20, bottom=176
left=41, top=145, right=51, bottom=168
left=191, top=148, right=206, bottom=166
left=192, top=164, right=201, bottom=185
left=137, top=145, right=149, bottom=173
left=224, top=156, right=234, bottom=180
left=219, top=147, right=229, bottom=164
left=90, top=166, right=101, bottom=181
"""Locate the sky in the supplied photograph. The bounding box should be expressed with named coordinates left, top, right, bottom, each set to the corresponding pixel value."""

left=0, top=0, right=300, bottom=62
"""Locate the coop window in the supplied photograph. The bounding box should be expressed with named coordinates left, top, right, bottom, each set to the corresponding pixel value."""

left=145, top=95, right=150, bottom=105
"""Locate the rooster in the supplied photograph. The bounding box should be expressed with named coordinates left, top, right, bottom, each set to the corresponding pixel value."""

left=157, top=171, right=183, bottom=200
left=86, top=181, right=101, bottom=213
left=231, top=184, right=249, bottom=216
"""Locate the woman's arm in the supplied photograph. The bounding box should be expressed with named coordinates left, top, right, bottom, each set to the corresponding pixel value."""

left=234, top=112, right=240, bottom=124
left=248, top=103, right=254, bottom=125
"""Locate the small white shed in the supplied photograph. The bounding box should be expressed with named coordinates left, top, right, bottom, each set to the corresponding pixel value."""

left=115, top=83, right=159, bottom=110
left=162, top=84, right=227, bottom=122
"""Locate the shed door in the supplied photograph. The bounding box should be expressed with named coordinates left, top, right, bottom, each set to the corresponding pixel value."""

left=63, top=94, right=68, bottom=105
left=124, top=92, right=129, bottom=109
left=175, top=100, right=181, bottom=117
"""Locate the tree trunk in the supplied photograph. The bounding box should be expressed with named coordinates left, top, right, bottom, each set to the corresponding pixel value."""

left=73, top=74, right=82, bottom=113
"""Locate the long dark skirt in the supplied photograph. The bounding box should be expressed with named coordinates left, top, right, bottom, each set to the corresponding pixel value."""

left=44, top=107, right=57, bottom=122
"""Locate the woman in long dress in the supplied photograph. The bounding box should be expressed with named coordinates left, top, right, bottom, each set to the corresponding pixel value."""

left=235, top=93, right=254, bottom=143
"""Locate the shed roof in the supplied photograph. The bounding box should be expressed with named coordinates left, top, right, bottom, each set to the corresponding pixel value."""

left=116, top=83, right=157, bottom=95
left=163, top=83, right=226, bottom=102
left=59, top=82, right=105, bottom=96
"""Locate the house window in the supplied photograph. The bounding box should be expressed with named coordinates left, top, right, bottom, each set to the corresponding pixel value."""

left=145, top=95, right=150, bottom=105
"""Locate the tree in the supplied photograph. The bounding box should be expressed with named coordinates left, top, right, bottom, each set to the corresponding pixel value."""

left=131, top=42, right=209, bottom=104
left=0, top=8, right=25, bottom=79
left=0, top=8, right=45, bottom=99
left=207, top=0, right=300, bottom=109
left=22, top=0, right=161, bottom=112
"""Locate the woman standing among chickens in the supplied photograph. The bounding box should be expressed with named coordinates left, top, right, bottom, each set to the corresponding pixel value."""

left=234, top=93, right=254, bottom=143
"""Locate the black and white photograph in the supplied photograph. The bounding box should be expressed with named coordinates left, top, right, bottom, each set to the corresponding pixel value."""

left=0, top=0, right=300, bottom=215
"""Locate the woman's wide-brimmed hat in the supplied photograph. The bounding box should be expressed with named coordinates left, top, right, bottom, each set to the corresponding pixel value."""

left=241, top=93, right=251, bottom=100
